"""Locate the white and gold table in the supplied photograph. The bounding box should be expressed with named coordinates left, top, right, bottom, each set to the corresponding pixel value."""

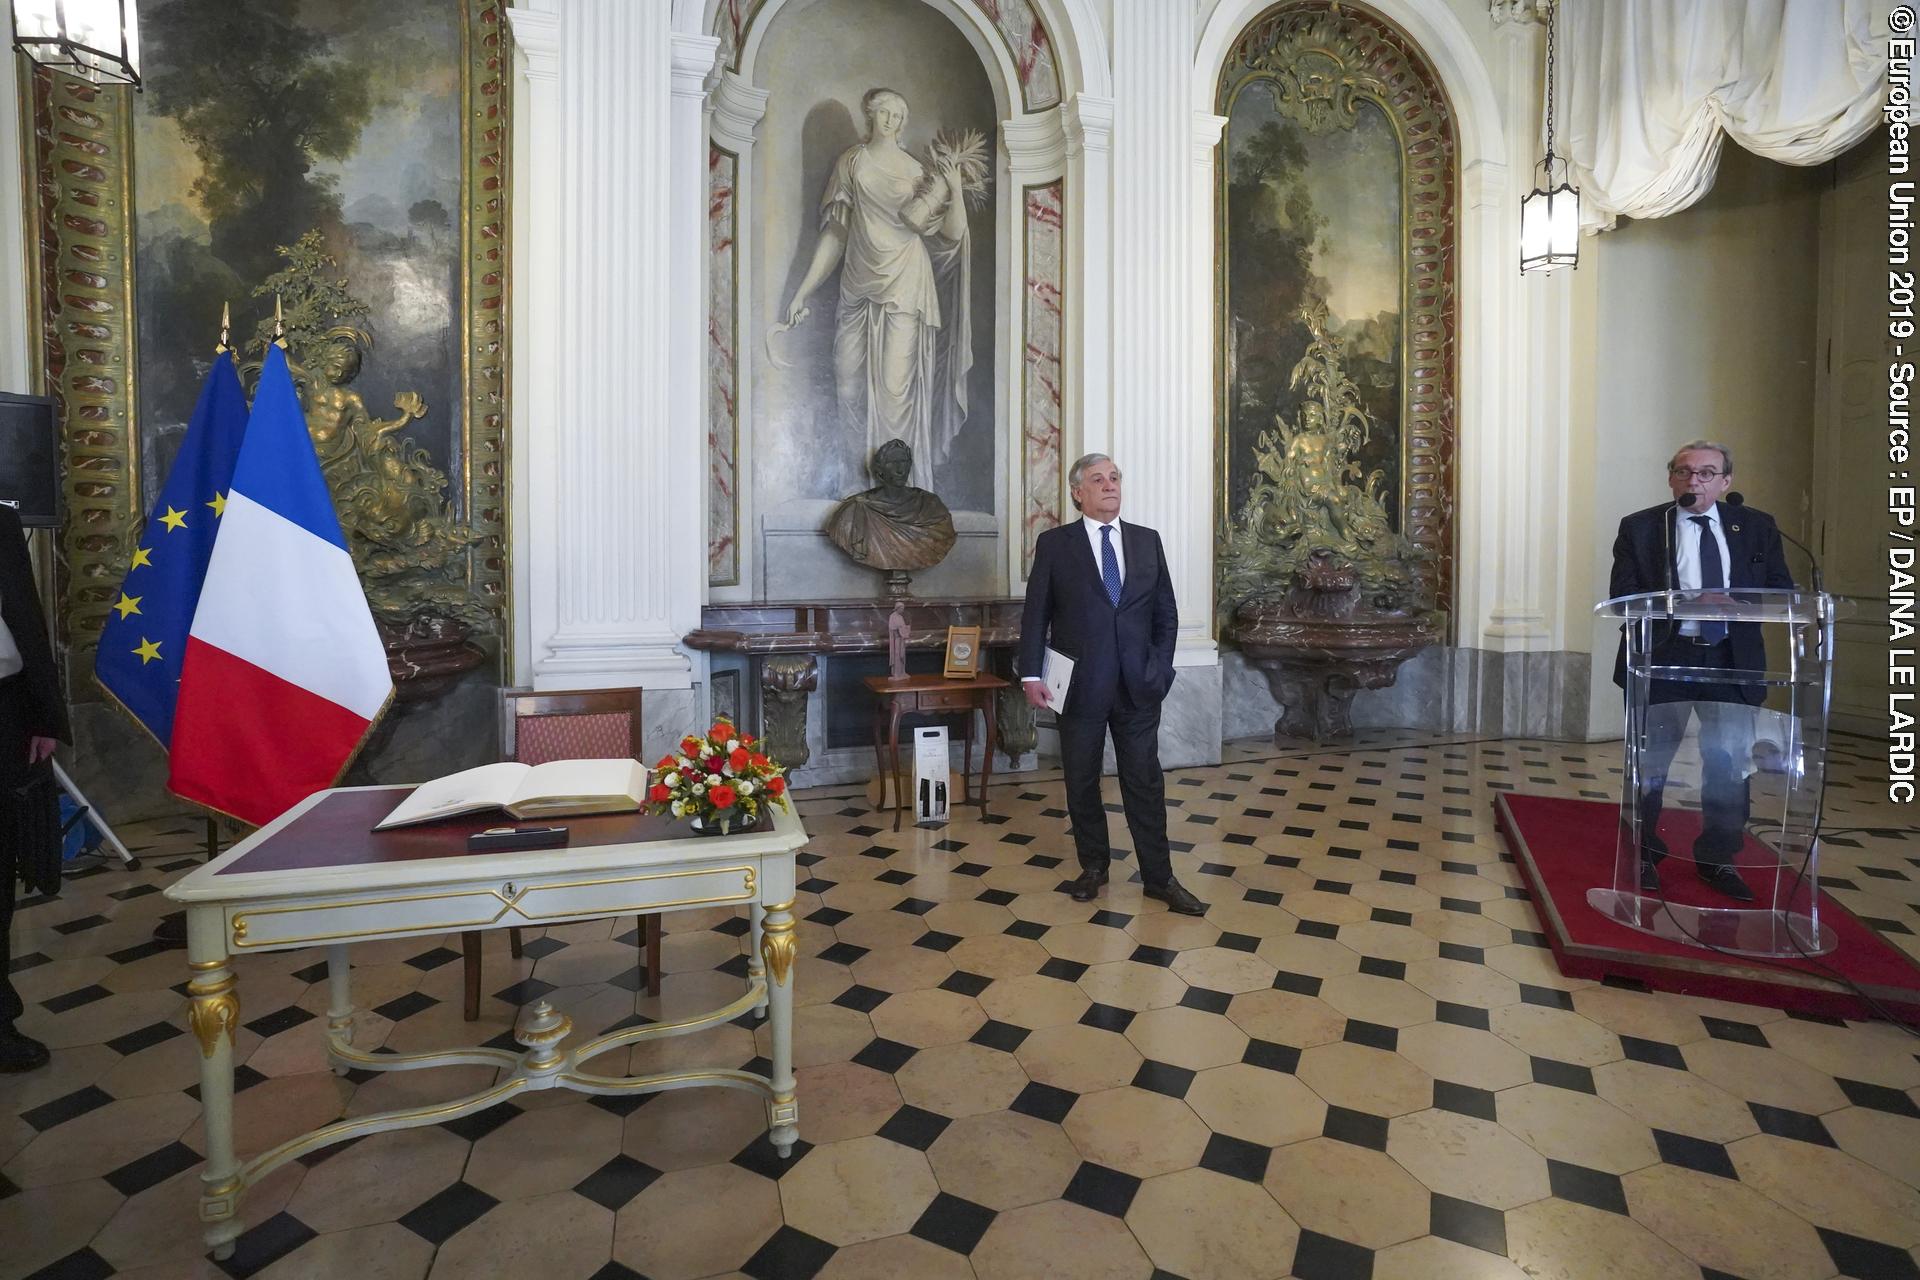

left=163, top=787, right=806, bottom=1259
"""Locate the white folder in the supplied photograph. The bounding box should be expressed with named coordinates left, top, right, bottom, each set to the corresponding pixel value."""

left=1041, top=647, right=1074, bottom=713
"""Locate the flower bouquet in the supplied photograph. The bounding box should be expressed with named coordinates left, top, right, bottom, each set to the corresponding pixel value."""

left=648, top=718, right=790, bottom=836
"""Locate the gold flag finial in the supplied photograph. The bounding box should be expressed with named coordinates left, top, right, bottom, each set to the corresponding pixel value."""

left=215, top=301, right=230, bottom=355
left=273, top=293, right=286, bottom=349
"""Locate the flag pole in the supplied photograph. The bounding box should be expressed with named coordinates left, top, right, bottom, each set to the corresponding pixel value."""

left=273, top=292, right=286, bottom=349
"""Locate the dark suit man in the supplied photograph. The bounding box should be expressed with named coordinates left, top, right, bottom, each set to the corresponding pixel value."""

left=1019, top=454, right=1202, bottom=915
left=1609, top=440, right=1793, bottom=902
left=1, top=502, right=68, bottom=1072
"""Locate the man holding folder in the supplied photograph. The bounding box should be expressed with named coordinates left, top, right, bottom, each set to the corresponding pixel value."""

left=1020, top=455, right=1203, bottom=915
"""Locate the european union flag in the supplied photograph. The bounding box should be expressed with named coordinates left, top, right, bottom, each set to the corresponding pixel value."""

left=95, top=350, right=249, bottom=747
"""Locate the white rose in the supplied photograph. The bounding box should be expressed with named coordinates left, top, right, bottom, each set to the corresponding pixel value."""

left=707, top=773, right=721, bottom=786
left=664, top=772, right=680, bottom=787
left=737, top=779, right=753, bottom=795
left=693, top=783, right=706, bottom=796
left=670, top=800, right=685, bottom=816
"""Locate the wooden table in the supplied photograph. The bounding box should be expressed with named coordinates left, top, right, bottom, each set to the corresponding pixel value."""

left=864, top=672, right=1007, bottom=831
left=163, top=788, right=808, bottom=1259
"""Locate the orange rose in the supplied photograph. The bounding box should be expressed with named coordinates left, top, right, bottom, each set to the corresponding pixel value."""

left=709, top=784, right=737, bottom=808
left=656, top=755, right=676, bottom=771
left=680, top=736, right=701, bottom=756
left=766, top=776, right=786, bottom=796
left=749, top=752, right=769, bottom=769
left=709, top=722, right=734, bottom=743
left=648, top=783, right=671, bottom=804
left=729, top=747, right=750, bottom=770
left=741, top=733, right=756, bottom=746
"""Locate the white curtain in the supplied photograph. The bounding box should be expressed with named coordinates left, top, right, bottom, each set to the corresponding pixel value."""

left=1559, top=0, right=1890, bottom=231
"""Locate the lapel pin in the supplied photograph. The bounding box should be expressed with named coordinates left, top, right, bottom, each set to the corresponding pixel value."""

left=1729, top=524, right=1740, bottom=533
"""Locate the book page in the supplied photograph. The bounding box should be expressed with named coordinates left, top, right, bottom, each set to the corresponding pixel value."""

left=375, top=761, right=529, bottom=829
left=509, top=758, right=647, bottom=812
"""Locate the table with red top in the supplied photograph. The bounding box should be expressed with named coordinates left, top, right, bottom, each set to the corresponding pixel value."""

left=163, top=787, right=807, bottom=1260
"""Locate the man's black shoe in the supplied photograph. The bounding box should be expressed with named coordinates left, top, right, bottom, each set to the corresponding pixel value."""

left=0, top=1027, right=50, bottom=1073
left=1640, top=833, right=1669, bottom=866
left=1144, top=879, right=1205, bottom=916
left=1697, top=865, right=1756, bottom=903
left=1067, top=868, right=1108, bottom=902
left=1639, top=860, right=1662, bottom=894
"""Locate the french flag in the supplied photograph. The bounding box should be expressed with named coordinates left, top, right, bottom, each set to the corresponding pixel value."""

left=169, top=344, right=393, bottom=825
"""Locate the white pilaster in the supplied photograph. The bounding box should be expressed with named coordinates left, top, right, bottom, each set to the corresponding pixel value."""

left=1111, top=0, right=1214, bottom=662
left=506, top=3, right=558, bottom=685
left=1062, top=93, right=1114, bottom=466
left=1460, top=11, right=1563, bottom=651
left=508, top=2, right=718, bottom=691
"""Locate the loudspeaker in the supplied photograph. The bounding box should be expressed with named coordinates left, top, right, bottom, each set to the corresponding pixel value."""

left=0, top=393, right=59, bottom=528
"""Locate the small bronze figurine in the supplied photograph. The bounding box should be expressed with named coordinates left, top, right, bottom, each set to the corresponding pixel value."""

left=886, top=602, right=910, bottom=680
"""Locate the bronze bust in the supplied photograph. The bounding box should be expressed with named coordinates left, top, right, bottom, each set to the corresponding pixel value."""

left=825, top=440, right=956, bottom=595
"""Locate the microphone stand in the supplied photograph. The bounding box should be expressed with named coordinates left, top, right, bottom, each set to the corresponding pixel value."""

left=1725, top=491, right=1822, bottom=594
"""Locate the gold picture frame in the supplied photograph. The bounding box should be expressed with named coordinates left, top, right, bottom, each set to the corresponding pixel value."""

left=943, top=626, right=982, bottom=680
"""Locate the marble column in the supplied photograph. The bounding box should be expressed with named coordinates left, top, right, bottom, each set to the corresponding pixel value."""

left=1108, top=0, right=1221, bottom=765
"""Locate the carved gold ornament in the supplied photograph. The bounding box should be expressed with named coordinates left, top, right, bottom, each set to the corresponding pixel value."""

left=187, top=973, right=241, bottom=1059
left=759, top=903, right=798, bottom=986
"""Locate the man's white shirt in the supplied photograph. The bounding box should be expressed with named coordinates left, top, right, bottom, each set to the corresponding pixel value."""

left=1083, top=514, right=1125, bottom=585
left=1673, top=502, right=1732, bottom=637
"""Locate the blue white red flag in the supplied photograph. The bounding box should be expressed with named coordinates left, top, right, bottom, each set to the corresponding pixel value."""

left=168, top=344, right=392, bottom=824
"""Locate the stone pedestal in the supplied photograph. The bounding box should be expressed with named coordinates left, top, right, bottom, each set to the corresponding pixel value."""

left=1231, top=601, right=1442, bottom=743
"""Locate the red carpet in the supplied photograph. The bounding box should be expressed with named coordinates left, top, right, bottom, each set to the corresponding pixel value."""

left=1494, top=793, right=1920, bottom=1021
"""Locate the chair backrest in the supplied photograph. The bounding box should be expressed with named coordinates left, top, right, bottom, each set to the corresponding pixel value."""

left=501, top=687, right=644, bottom=765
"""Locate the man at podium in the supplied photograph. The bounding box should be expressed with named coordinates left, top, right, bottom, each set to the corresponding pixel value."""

left=1609, top=441, right=1794, bottom=901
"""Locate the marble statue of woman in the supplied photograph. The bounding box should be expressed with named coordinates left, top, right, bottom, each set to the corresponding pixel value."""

left=783, top=87, right=974, bottom=492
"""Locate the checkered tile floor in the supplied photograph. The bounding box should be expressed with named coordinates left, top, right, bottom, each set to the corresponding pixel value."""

left=5, top=732, right=1919, bottom=1279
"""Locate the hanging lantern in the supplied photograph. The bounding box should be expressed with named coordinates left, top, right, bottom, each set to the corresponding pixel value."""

left=11, top=0, right=142, bottom=89
left=1520, top=0, right=1576, bottom=273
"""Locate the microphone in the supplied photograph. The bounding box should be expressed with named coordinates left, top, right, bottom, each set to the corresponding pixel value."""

left=1726, top=492, right=1823, bottom=594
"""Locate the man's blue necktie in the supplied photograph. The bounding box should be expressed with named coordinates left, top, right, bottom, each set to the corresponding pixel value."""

left=1100, top=524, right=1122, bottom=607
left=1690, top=514, right=1728, bottom=643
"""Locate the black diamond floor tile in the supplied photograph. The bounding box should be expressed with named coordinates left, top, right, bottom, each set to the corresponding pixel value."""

left=1062, top=1161, right=1140, bottom=1217
left=741, top=1225, right=838, bottom=1280
left=1547, top=1158, right=1629, bottom=1215
left=910, top=1192, right=996, bottom=1254
left=1429, top=1191, right=1508, bottom=1254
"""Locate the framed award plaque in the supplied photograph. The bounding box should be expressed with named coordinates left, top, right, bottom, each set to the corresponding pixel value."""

left=943, top=625, right=982, bottom=679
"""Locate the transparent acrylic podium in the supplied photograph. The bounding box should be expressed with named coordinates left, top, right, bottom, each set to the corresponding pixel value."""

left=1592, top=588, right=1847, bottom=958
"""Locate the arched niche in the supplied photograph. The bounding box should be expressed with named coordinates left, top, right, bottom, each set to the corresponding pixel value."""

left=702, top=0, right=1083, bottom=600
left=1211, top=0, right=1459, bottom=625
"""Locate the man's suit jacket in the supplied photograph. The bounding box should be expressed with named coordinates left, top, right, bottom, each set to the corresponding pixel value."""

left=1019, top=519, right=1178, bottom=721
left=1608, top=500, right=1795, bottom=706
left=0, top=503, right=68, bottom=784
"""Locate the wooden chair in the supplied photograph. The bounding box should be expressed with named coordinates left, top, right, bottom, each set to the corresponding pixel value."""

left=461, top=687, right=664, bottom=1019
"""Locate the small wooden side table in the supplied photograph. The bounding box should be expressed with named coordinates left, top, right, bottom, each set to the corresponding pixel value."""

left=864, top=672, right=1007, bottom=832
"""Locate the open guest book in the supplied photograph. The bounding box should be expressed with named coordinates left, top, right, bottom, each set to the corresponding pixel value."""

left=374, top=758, right=650, bottom=830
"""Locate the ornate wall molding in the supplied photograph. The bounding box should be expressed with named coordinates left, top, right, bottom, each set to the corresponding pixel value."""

left=1215, top=0, right=1459, bottom=621
left=715, top=0, right=1061, bottom=110
left=27, top=71, right=138, bottom=676
left=465, top=0, right=514, bottom=623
